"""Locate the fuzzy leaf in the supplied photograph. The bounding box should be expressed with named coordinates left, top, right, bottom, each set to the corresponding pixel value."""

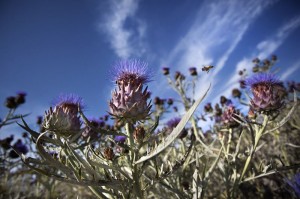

left=135, top=84, right=210, bottom=164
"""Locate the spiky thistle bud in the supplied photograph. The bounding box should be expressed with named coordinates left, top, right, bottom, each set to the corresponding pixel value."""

left=5, top=96, right=17, bottom=109
left=104, top=147, right=115, bottom=161
left=133, top=126, right=145, bottom=142
left=15, top=91, right=26, bottom=105
left=109, top=60, right=152, bottom=122
left=189, top=67, right=197, bottom=76
left=43, top=94, right=83, bottom=136
left=9, top=139, right=28, bottom=159
left=246, top=73, right=284, bottom=113
left=162, top=67, right=170, bottom=75
left=232, top=88, right=242, bottom=98
left=221, top=105, right=239, bottom=128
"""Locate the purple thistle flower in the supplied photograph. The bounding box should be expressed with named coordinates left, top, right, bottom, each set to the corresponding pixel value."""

left=15, top=91, right=27, bottom=105
left=0, top=135, right=14, bottom=150
left=43, top=94, right=83, bottom=136
left=221, top=105, right=239, bottom=127
left=245, top=73, right=284, bottom=113
left=14, top=139, right=28, bottom=154
left=286, top=173, right=300, bottom=197
left=166, top=117, right=181, bottom=129
left=109, top=60, right=152, bottom=121
left=115, top=135, right=126, bottom=143
left=245, top=73, right=280, bottom=86
left=112, top=60, right=151, bottom=87
left=53, top=94, right=84, bottom=114
left=166, top=117, right=187, bottom=138
left=9, top=139, right=28, bottom=159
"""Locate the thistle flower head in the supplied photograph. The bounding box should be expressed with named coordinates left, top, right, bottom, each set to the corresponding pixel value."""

left=166, top=117, right=181, bottom=129
left=15, top=91, right=27, bottom=105
left=245, top=73, right=284, bottom=113
left=53, top=94, right=84, bottom=115
left=166, top=117, right=187, bottom=139
left=9, top=139, right=28, bottom=159
left=245, top=73, right=280, bottom=87
left=221, top=105, right=239, bottom=128
left=115, top=135, right=126, bottom=143
left=43, top=94, right=83, bottom=136
left=109, top=60, right=152, bottom=122
left=112, top=60, right=151, bottom=87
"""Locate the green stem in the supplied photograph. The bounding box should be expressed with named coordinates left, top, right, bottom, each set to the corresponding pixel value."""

left=226, top=128, right=233, bottom=155
left=126, top=123, right=143, bottom=199
left=239, top=115, right=269, bottom=183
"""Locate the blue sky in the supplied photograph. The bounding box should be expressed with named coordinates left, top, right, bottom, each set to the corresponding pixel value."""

left=1, top=0, right=300, bottom=138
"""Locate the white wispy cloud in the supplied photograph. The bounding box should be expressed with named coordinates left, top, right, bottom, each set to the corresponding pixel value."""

left=281, top=59, right=300, bottom=80
left=99, top=0, right=146, bottom=59
left=257, top=16, right=300, bottom=59
left=222, top=15, right=300, bottom=96
left=159, top=0, right=274, bottom=102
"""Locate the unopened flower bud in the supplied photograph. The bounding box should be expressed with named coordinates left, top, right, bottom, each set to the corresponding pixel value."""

left=204, top=103, right=213, bottom=113
left=222, top=105, right=239, bottom=128
left=252, top=58, right=260, bottom=64
left=15, top=92, right=26, bottom=105
left=263, top=59, right=270, bottom=66
left=174, top=71, right=185, bottom=81
left=162, top=67, right=170, bottom=75
left=220, top=96, right=227, bottom=106
left=9, top=139, right=28, bottom=159
left=189, top=67, right=197, bottom=76
left=167, top=98, right=173, bottom=105
left=0, top=135, right=14, bottom=150
left=133, top=126, right=145, bottom=142
left=104, top=147, right=114, bottom=161
left=239, top=80, right=246, bottom=89
left=173, top=106, right=178, bottom=112
left=232, top=88, right=241, bottom=98
left=5, top=96, right=17, bottom=109
left=36, top=116, right=43, bottom=125
left=154, top=97, right=164, bottom=105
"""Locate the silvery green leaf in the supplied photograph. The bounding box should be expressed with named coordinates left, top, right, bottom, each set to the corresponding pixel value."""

left=135, top=84, right=210, bottom=164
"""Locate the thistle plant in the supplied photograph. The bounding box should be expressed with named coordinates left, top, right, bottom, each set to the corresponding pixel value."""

left=109, top=60, right=152, bottom=122
left=2, top=55, right=299, bottom=198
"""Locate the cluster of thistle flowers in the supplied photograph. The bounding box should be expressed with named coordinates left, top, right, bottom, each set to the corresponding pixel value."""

left=0, top=134, right=29, bottom=158
left=38, top=60, right=152, bottom=156
left=0, top=92, right=27, bottom=129
left=242, top=55, right=299, bottom=115
left=158, top=57, right=300, bottom=194
left=0, top=92, right=29, bottom=160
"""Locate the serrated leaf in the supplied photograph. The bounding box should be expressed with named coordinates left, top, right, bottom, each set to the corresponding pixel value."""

left=135, top=84, right=210, bottom=164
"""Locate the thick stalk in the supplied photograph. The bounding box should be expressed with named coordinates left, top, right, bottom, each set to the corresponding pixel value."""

left=126, top=123, right=143, bottom=199
left=239, top=115, right=268, bottom=182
